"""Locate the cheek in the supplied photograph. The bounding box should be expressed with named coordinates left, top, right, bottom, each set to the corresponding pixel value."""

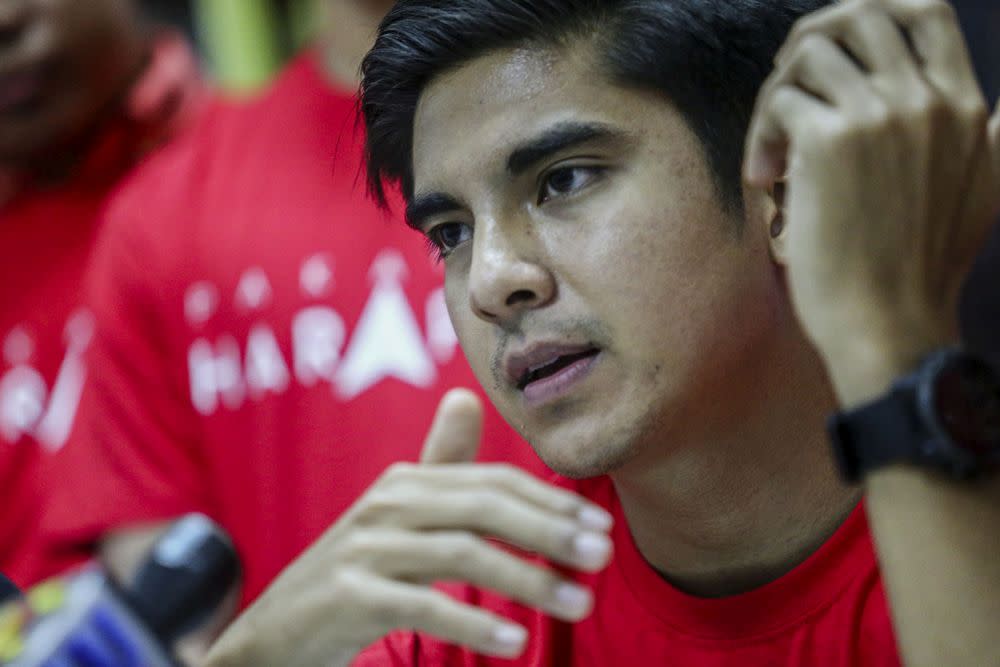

left=565, top=192, right=771, bottom=361
left=445, top=273, right=495, bottom=384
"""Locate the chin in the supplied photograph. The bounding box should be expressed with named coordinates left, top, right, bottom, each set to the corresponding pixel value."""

left=531, top=429, right=636, bottom=480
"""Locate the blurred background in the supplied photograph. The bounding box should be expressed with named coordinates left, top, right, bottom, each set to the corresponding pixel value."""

left=144, top=0, right=323, bottom=93
left=151, top=1, right=1000, bottom=98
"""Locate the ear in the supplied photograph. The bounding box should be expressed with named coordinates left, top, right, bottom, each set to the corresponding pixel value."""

left=765, top=179, right=788, bottom=265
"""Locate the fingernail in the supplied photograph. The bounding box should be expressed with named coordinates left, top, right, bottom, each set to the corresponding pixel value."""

left=573, top=532, right=612, bottom=568
left=554, top=583, right=592, bottom=618
left=577, top=505, right=613, bottom=532
left=492, top=624, right=528, bottom=655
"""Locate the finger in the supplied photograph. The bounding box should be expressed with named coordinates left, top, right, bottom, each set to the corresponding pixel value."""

left=777, top=1, right=914, bottom=75
left=358, top=573, right=530, bottom=659
left=383, top=462, right=614, bottom=531
left=880, top=0, right=982, bottom=102
left=775, top=34, right=873, bottom=109
left=360, top=486, right=613, bottom=571
left=744, top=84, right=836, bottom=186
left=420, top=388, right=483, bottom=464
left=345, top=529, right=596, bottom=622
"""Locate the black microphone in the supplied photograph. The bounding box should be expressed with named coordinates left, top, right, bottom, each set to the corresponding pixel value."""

left=0, top=514, right=239, bottom=666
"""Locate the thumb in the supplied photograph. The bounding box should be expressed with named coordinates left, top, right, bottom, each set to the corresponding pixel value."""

left=420, top=388, right=484, bottom=465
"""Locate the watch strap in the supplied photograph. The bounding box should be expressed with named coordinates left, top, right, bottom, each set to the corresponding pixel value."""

left=828, top=386, right=926, bottom=483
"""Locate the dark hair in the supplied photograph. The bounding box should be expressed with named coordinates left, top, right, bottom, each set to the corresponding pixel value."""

left=361, top=0, right=832, bottom=213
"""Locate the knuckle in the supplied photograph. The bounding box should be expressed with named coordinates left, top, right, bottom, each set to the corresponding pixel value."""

left=442, top=532, right=480, bottom=565
left=337, top=529, right=384, bottom=566
left=789, top=12, right=824, bottom=41
left=356, top=490, right=409, bottom=524
left=329, top=566, right=367, bottom=601
left=465, top=489, right=501, bottom=517
left=957, top=99, right=989, bottom=126
left=382, top=461, right=417, bottom=484
left=924, top=0, right=955, bottom=20
left=492, top=462, right=520, bottom=479
left=861, top=100, right=893, bottom=129
left=785, top=33, right=824, bottom=69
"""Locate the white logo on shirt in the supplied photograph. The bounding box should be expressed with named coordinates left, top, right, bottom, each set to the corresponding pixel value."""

left=185, top=249, right=457, bottom=416
left=185, top=281, right=221, bottom=327
left=235, top=268, right=273, bottom=311
left=335, top=250, right=436, bottom=399
left=188, top=335, right=245, bottom=415
left=300, top=254, right=334, bottom=298
left=0, top=309, right=94, bottom=450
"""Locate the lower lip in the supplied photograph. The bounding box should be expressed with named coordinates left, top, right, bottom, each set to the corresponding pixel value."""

left=522, top=351, right=601, bottom=406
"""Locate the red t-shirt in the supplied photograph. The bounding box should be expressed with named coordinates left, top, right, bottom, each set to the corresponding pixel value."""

left=42, top=54, right=548, bottom=607
left=356, top=476, right=901, bottom=666
left=0, top=34, right=203, bottom=588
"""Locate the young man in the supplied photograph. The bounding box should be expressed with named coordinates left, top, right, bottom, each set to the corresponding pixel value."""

left=41, top=0, right=545, bottom=625
left=204, top=0, right=1000, bottom=665
left=0, top=0, right=202, bottom=588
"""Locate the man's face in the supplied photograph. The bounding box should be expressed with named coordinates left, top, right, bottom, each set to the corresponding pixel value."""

left=0, top=0, right=144, bottom=166
left=411, top=46, right=783, bottom=477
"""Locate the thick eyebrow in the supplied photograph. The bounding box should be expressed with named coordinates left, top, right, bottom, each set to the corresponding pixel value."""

left=405, top=192, right=464, bottom=230
left=406, top=122, right=623, bottom=229
left=506, top=121, right=621, bottom=177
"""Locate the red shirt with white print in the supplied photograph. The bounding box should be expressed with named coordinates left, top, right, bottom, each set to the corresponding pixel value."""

left=0, top=33, right=203, bottom=587
left=355, top=476, right=901, bottom=666
left=42, top=53, right=549, bottom=608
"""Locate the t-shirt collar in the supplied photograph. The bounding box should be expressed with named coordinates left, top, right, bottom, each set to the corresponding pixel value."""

left=590, top=476, right=876, bottom=641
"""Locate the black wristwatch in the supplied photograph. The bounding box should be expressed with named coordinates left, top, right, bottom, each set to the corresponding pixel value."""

left=828, top=347, right=1000, bottom=483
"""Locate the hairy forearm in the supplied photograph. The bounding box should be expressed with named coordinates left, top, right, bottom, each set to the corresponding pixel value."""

left=865, top=469, right=1000, bottom=667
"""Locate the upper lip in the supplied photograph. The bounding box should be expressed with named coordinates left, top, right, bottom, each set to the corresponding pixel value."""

left=504, top=341, right=600, bottom=389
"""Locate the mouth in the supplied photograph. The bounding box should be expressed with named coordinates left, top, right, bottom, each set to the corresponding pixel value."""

left=507, top=344, right=602, bottom=406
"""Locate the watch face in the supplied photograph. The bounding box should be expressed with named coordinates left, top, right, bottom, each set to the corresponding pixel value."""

left=933, top=356, right=1000, bottom=456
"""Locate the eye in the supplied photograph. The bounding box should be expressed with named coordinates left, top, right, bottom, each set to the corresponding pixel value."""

left=425, top=222, right=472, bottom=261
left=538, top=166, right=604, bottom=205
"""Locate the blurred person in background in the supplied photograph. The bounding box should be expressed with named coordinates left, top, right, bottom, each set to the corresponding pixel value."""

left=41, top=0, right=546, bottom=655
left=0, top=0, right=202, bottom=589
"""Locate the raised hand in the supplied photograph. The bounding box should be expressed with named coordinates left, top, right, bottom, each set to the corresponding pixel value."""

left=204, top=389, right=614, bottom=667
left=744, top=0, right=1000, bottom=404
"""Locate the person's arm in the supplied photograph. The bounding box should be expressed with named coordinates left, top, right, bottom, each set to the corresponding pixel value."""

left=746, top=1, right=1000, bottom=664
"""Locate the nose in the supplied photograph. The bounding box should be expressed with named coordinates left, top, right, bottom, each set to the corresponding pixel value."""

left=468, top=218, right=555, bottom=325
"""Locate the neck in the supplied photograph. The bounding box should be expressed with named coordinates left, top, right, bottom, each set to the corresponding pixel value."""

left=315, top=2, right=390, bottom=89
left=612, top=312, right=860, bottom=598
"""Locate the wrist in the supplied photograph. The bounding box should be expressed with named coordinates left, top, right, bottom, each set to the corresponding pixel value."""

left=817, top=328, right=956, bottom=408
